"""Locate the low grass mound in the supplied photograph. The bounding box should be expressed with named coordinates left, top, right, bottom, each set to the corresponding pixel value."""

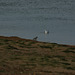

left=0, top=36, right=75, bottom=75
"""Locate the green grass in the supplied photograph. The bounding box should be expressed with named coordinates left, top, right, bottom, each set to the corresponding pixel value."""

left=63, top=49, right=75, bottom=53
left=69, top=47, right=75, bottom=50
left=66, top=67, right=75, bottom=70
left=18, top=41, right=37, bottom=48
left=0, top=69, right=5, bottom=73
left=5, top=45, right=18, bottom=50
left=0, top=43, right=4, bottom=45
left=40, top=70, right=52, bottom=73
left=54, top=55, right=67, bottom=61
left=62, top=62, right=71, bottom=65
left=10, top=57, right=22, bottom=60
left=26, top=41, right=36, bottom=46
left=2, top=39, right=10, bottom=42
left=71, top=60, right=75, bottom=62
left=39, top=45, right=52, bottom=49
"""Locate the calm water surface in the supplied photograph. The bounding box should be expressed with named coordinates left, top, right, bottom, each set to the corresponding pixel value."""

left=0, top=0, right=75, bottom=45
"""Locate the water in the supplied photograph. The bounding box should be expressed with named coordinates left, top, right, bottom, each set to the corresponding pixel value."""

left=0, top=0, right=75, bottom=45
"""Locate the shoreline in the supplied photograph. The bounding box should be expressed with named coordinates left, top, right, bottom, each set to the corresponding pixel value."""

left=0, top=35, right=75, bottom=47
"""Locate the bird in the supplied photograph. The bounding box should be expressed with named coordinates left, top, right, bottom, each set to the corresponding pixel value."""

left=33, top=36, right=38, bottom=41
left=44, top=30, right=49, bottom=34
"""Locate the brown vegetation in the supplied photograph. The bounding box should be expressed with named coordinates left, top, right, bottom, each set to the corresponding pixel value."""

left=0, top=36, right=75, bottom=75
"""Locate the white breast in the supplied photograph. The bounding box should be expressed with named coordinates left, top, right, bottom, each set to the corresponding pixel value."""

left=44, top=30, right=49, bottom=34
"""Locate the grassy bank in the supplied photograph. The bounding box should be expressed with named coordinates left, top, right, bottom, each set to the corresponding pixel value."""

left=0, top=36, right=75, bottom=75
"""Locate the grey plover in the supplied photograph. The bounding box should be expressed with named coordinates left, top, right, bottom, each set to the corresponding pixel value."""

left=33, top=36, right=38, bottom=41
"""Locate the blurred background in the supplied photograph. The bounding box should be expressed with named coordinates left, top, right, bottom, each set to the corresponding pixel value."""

left=0, top=0, right=75, bottom=45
